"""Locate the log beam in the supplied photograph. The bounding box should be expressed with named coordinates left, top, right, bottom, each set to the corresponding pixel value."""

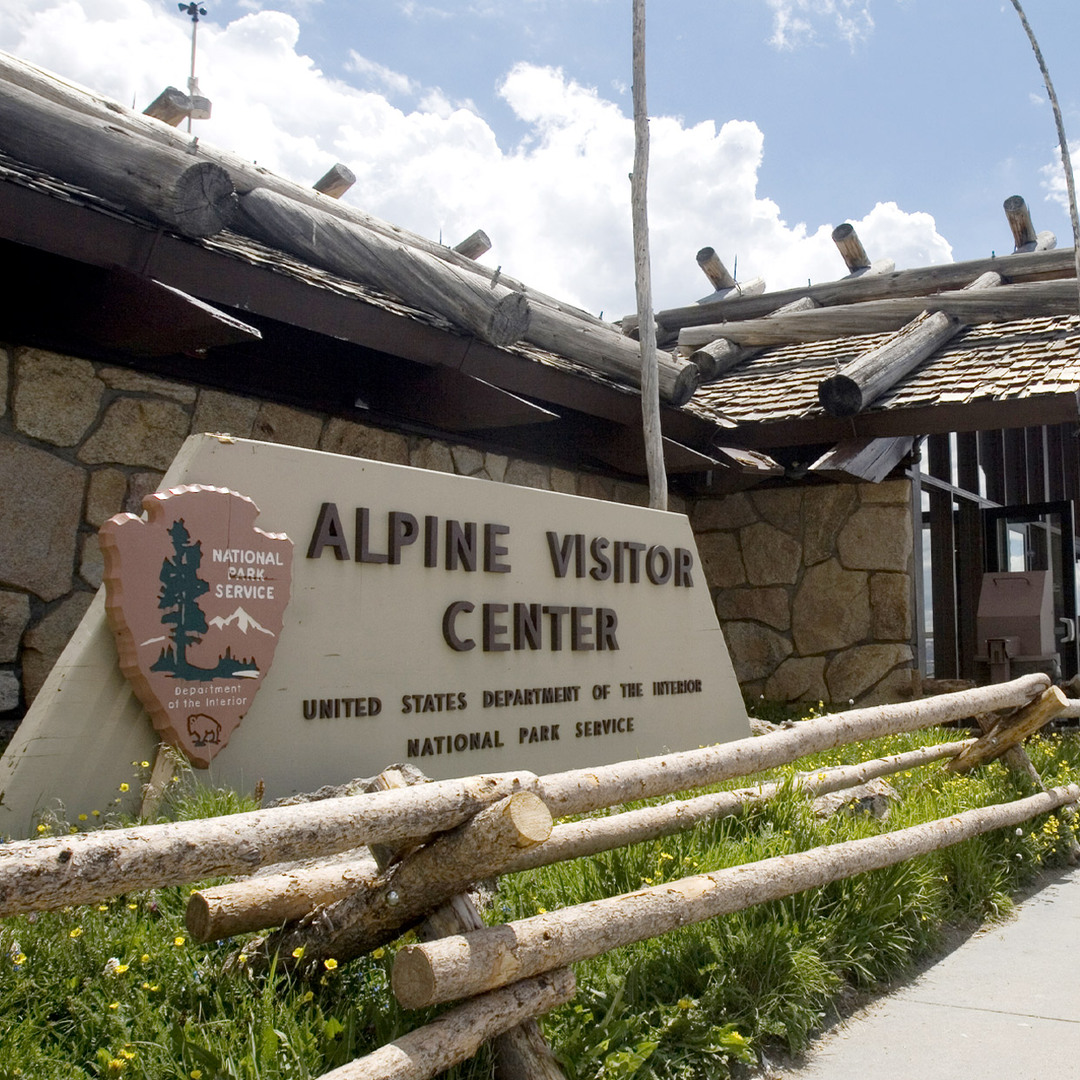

left=391, top=785, right=1080, bottom=1009
left=0, top=771, right=538, bottom=917
left=808, top=436, right=914, bottom=483
left=452, top=230, right=492, bottom=260
left=313, top=163, right=356, bottom=199
left=696, top=247, right=737, bottom=290
left=677, top=277, right=1073, bottom=348
left=832, top=223, right=870, bottom=273
left=320, top=969, right=575, bottom=1080
left=946, top=686, right=1068, bottom=773
left=235, top=188, right=531, bottom=348
left=261, top=793, right=552, bottom=966
left=0, top=77, right=237, bottom=238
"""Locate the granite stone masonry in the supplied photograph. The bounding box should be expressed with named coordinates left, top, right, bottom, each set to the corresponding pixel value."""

left=694, top=480, right=917, bottom=706
left=0, top=341, right=919, bottom=723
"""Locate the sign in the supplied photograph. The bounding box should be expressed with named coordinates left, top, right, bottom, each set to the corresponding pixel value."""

left=99, top=486, right=293, bottom=766
left=0, top=436, right=749, bottom=836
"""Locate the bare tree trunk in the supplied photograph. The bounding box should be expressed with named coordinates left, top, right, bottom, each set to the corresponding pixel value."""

left=1009, top=0, right=1080, bottom=313
left=631, top=0, right=668, bottom=509
left=391, top=784, right=1080, bottom=1009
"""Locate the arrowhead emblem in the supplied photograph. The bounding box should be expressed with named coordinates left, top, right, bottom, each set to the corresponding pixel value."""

left=99, top=485, right=293, bottom=766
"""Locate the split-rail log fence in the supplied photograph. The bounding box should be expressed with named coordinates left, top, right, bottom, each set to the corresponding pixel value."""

left=1, top=673, right=1077, bottom=1080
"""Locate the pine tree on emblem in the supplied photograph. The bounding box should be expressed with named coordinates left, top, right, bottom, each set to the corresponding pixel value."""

left=155, top=518, right=209, bottom=678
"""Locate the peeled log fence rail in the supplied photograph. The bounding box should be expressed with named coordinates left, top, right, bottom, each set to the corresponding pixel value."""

left=0, top=674, right=1053, bottom=918
left=1, top=673, right=1076, bottom=1080
left=390, top=784, right=1080, bottom=1010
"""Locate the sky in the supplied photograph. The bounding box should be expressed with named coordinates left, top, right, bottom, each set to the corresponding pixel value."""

left=1, top=0, right=1079, bottom=319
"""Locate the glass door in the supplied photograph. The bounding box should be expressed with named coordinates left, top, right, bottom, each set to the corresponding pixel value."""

left=983, top=500, right=1079, bottom=680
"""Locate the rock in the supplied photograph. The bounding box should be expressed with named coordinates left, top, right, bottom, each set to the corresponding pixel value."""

left=837, top=505, right=913, bottom=572
left=79, top=398, right=190, bottom=469
left=320, top=418, right=409, bottom=464
left=79, top=533, right=104, bottom=589
left=802, top=484, right=859, bottom=565
left=713, top=586, right=791, bottom=631
left=765, top=656, right=828, bottom=703
left=0, top=436, right=85, bottom=601
left=722, top=621, right=793, bottom=682
left=13, top=349, right=104, bottom=446
left=85, top=468, right=129, bottom=528
left=696, top=531, right=747, bottom=589
left=824, top=644, right=914, bottom=703
left=123, top=472, right=164, bottom=515
left=0, top=670, right=20, bottom=712
left=192, top=389, right=259, bottom=438
left=859, top=478, right=910, bottom=504
left=792, top=560, right=870, bottom=654
left=550, top=467, right=578, bottom=495
left=410, top=438, right=455, bottom=474
left=578, top=473, right=615, bottom=501
left=21, top=592, right=95, bottom=704
left=871, top=572, right=912, bottom=641
left=813, top=778, right=898, bottom=819
left=691, top=491, right=758, bottom=532
left=0, top=591, right=31, bottom=662
left=99, top=367, right=197, bottom=404
left=0, top=346, right=8, bottom=417
left=450, top=444, right=485, bottom=477
left=613, top=482, right=649, bottom=507
left=740, top=521, right=802, bottom=586
left=751, top=486, right=803, bottom=536
left=483, top=453, right=509, bottom=483
left=252, top=402, right=323, bottom=449
left=503, top=459, right=552, bottom=490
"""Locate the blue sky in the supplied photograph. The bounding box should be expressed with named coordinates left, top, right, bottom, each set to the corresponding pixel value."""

left=2, top=1, right=1078, bottom=317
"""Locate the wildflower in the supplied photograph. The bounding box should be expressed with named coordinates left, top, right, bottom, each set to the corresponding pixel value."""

left=292, top=946, right=305, bottom=960
left=173, top=937, right=185, bottom=947
left=92, top=809, right=101, bottom=817
left=69, top=927, right=83, bottom=939
left=119, top=783, right=130, bottom=793
left=108, top=1001, right=119, bottom=1010
left=106, top=1059, right=126, bottom=1075
left=324, top=958, right=338, bottom=970
left=140, top=954, right=149, bottom=963
left=13, top=953, right=26, bottom=966
left=191, top=1071, right=203, bottom=1080
left=302, top=990, right=314, bottom=1003
left=99, top=905, right=109, bottom=912
left=69, top=826, right=79, bottom=834
left=238, top=954, right=247, bottom=964
left=78, top=814, right=88, bottom=821
left=36, top=824, right=47, bottom=834
left=677, top=997, right=693, bottom=1010
left=140, top=761, right=150, bottom=769
left=128, top=903, right=137, bottom=910
left=372, top=948, right=385, bottom=960
left=120, top=1050, right=136, bottom=1060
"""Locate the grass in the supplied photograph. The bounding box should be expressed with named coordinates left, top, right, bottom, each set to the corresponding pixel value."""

left=0, top=728, right=1077, bottom=1079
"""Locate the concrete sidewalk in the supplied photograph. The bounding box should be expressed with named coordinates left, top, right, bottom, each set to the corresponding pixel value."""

left=761, top=864, right=1080, bottom=1080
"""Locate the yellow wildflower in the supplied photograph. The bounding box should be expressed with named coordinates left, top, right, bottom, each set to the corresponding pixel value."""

left=119, top=783, right=130, bottom=793
left=173, top=936, right=185, bottom=947
left=324, top=958, right=338, bottom=970
left=292, top=946, right=305, bottom=960
left=69, top=927, right=83, bottom=939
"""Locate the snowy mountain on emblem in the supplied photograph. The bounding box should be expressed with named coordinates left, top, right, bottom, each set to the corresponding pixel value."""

left=208, top=607, right=275, bottom=636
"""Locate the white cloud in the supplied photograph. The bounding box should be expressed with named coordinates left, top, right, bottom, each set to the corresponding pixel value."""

left=765, top=0, right=875, bottom=50
left=0, top=1, right=951, bottom=318
left=346, top=51, right=419, bottom=97
left=1039, top=140, right=1080, bottom=217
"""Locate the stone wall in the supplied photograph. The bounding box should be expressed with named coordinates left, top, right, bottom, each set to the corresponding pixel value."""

left=0, top=342, right=920, bottom=724
left=0, top=344, right=666, bottom=725
left=692, top=480, right=918, bottom=707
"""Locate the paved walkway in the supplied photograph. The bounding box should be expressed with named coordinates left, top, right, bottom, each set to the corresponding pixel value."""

left=760, top=864, right=1080, bottom=1079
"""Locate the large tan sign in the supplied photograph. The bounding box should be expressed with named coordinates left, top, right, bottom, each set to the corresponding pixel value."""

left=0, top=436, right=748, bottom=836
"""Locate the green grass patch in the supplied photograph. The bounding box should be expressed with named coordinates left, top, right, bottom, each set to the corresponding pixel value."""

left=0, top=731, right=1077, bottom=1079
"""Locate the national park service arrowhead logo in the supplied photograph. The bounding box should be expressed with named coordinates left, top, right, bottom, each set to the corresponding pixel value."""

left=99, top=485, right=293, bottom=767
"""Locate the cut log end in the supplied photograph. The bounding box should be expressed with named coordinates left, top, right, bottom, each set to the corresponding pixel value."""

left=453, top=230, right=492, bottom=260
left=487, top=291, right=531, bottom=347
left=818, top=373, right=863, bottom=417
left=391, top=945, right=440, bottom=1010
left=667, top=361, right=701, bottom=407
left=185, top=893, right=213, bottom=942
left=507, top=792, right=554, bottom=847
left=170, top=161, right=238, bottom=238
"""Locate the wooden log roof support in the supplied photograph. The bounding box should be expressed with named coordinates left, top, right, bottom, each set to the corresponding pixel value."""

left=313, top=162, right=356, bottom=199
left=831, top=222, right=895, bottom=278
left=817, top=270, right=1002, bottom=417
left=1004, top=194, right=1056, bottom=253
left=453, top=229, right=492, bottom=260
